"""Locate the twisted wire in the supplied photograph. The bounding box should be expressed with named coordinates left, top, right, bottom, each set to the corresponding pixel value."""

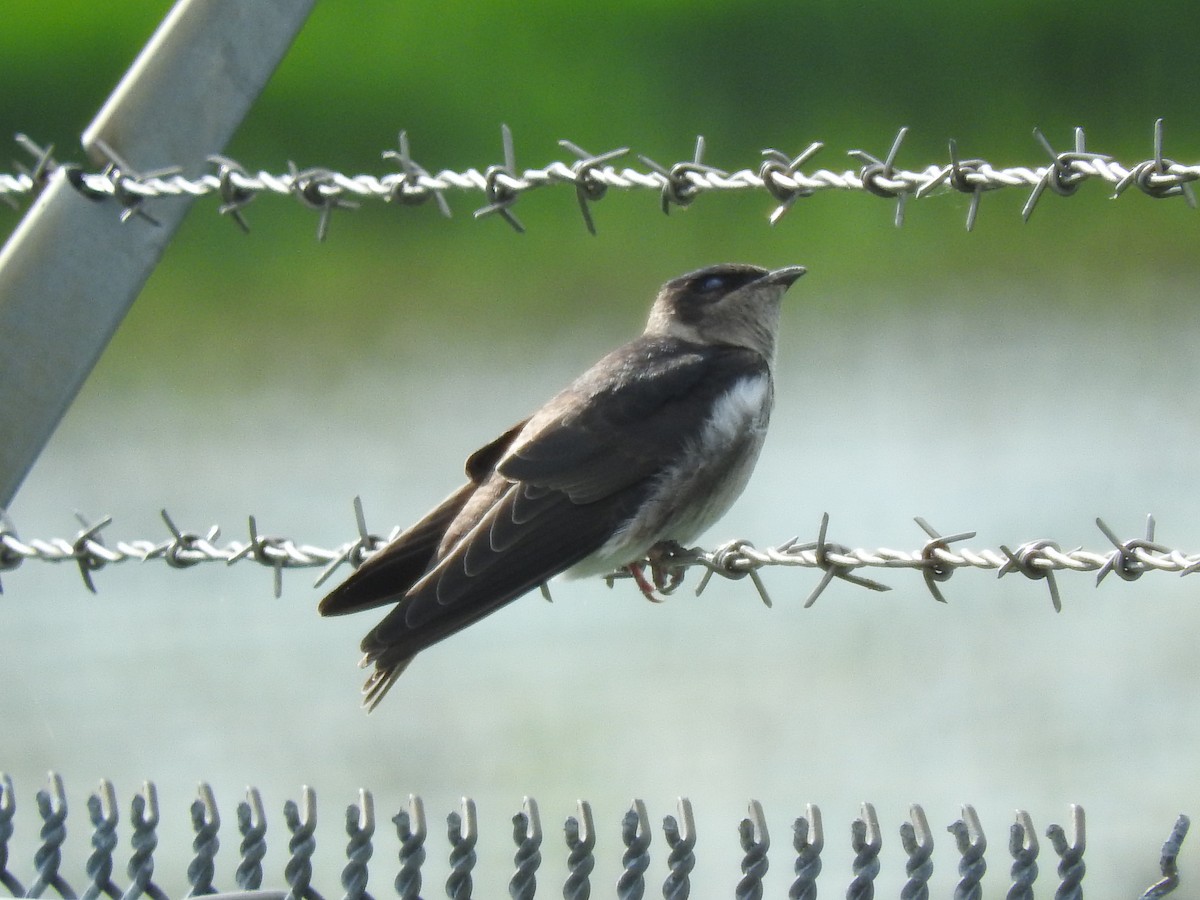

left=234, top=790, right=267, bottom=891
left=1045, top=806, right=1085, bottom=900
left=391, top=798, right=425, bottom=900
left=184, top=786, right=219, bottom=897
left=846, top=804, right=881, bottom=900
left=508, top=801, right=542, bottom=900
left=899, top=805, right=933, bottom=900
left=339, top=792, right=374, bottom=900
left=28, top=775, right=73, bottom=899
left=283, top=790, right=323, bottom=900
left=947, top=807, right=987, bottom=900
left=81, top=784, right=121, bottom=900
left=734, top=802, right=769, bottom=900
left=0, top=775, right=24, bottom=897
left=122, top=786, right=167, bottom=900
left=616, top=802, right=650, bottom=900
left=445, top=802, right=477, bottom=900
left=1138, top=815, right=1190, bottom=900
left=788, top=809, right=822, bottom=900
left=561, top=803, right=594, bottom=900
left=1006, top=812, right=1039, bottom=900
left=5, top=122, right=1197, bottom=236
left=661, top=800, right=695, bottom=900
left=0, top=779, right=1187, bottom=899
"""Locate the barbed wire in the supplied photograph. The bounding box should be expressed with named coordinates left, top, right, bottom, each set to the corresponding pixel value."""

left=3, top=121, right=1196, bottom=238
left=0, top=773, right=1189, bottom=900
left=0, top=503, right=1191, bottom=610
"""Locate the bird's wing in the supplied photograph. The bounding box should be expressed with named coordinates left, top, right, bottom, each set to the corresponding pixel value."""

left=317, top=419, right=529, bottom=617
left=359, top=339, right=768, bottom=677
left=497, top=338, right=764, bottom=501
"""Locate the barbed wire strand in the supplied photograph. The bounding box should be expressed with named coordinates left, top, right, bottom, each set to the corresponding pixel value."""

left=0, top=504, right=1192, bottom=611
left=3, top=121, right=1197, bottom=239
left=0, top=776, right=1189, bottom=900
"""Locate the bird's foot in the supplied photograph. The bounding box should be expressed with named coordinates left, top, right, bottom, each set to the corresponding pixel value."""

left=647, top=540, right=688, bottom=594
left=623, top=541, right=689, bottom=602
left=625, top=561, right=664, bottom=602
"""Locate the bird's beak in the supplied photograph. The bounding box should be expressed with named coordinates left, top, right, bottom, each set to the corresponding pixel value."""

left=760, top=265, right=807, bottom=288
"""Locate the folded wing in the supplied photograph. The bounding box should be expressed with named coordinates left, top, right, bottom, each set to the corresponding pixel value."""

left=355, top=337, right=768, bottom=706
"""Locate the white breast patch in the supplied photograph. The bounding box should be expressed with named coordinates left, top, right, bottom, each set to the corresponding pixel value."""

left=572, top=373, right=772, bottom=576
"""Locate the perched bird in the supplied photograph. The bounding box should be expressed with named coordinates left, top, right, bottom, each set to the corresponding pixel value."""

left=319, top=263, right=805, bottom=709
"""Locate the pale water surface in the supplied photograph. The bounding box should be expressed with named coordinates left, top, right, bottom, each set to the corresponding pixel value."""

left=4, top=278, right=1199, bottom=897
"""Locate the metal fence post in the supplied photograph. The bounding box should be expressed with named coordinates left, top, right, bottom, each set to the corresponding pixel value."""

left=0, top=0, right=316, bottom=508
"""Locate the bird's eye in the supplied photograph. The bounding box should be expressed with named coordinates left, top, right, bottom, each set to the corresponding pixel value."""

left=697, top=274, right=726, bottom=293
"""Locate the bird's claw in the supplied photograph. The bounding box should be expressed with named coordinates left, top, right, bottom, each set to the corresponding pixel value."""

left=624, top=541, right=689, bottom=602
left=626, top=561, right=664, bottom=602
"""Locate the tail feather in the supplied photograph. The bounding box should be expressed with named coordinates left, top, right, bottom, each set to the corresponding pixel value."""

left=360, top=655, right=413, bottom=712
left=318, top=481, right=476, bottom=617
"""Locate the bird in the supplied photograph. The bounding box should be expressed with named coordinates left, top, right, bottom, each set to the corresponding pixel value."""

left=319, top=263, right=806, bottom=709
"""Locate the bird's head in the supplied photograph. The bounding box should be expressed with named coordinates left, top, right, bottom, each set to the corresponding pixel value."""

left=644, top=263, right=806, bottom=362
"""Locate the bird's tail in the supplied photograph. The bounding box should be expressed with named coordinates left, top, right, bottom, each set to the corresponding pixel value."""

left=359, top=654, right=413, bottom=712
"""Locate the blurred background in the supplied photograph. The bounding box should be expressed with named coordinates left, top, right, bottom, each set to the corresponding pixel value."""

left=2, top=1, right=1200, bottom=896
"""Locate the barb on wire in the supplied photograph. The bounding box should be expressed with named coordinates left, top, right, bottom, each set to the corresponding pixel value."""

left=7, top=507, right=1200, bottom=611
left=559, top=139, right=630, bottom=234
left=849, top=126, right=912, bottom=226
left=1021, top=127, right=1111, bottom=222
left=473, top=124, right=526, bottom=233
left=89, top=138, right=183, bottom=227
left=7, top=123, right=1197, bottom=234
left=381, top=131, right=451, bottom=217
left=915, top=138, right=1000, bottom=231
left=638, top=135, right=729, bottom=215
left=207, top=155, right=255, bottom=233
left=1114, top=119, right=1198, bottom=207
left=759, top=142, right=824, bottom=225
left=286, top=162, right=360, bottom=242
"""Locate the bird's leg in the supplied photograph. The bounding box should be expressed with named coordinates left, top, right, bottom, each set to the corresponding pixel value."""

left=647, top=540, right=688, bottom=595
